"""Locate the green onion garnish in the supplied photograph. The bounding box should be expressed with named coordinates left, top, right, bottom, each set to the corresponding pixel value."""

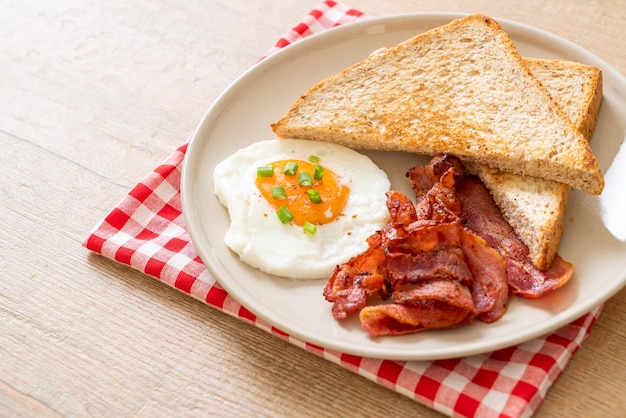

left=313, top=164, right=324, bottom=180
left=276, top=206, right=294, bottom=224
left=283, top=162, right=298, bottom=176
left=271, top=186, right=287, bottom=200
left=257, top=166, right=274, bottom=177
left=298, top=171, right=313, bottom=186
left=307, top=188, right=322, bottom=204
left=308, top=155, right=321, bottom=164
left=303, top=221, right=316, bottom=235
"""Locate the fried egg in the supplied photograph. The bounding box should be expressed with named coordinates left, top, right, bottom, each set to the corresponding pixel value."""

left=213, top=139, right=391, bottom=280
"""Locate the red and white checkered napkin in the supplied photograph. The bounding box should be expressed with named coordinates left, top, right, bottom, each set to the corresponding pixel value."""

left=84, top=2, right=603, bottom=417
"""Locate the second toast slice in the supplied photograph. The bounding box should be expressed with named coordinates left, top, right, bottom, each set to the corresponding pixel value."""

left=472, top=59, right=603, bottom=270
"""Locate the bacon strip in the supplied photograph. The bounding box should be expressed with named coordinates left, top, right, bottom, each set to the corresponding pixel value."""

left=360, top=300, right=474, bottom=336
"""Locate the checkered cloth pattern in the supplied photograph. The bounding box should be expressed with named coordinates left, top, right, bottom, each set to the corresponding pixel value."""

left=83, top=2, right=603, bottom=417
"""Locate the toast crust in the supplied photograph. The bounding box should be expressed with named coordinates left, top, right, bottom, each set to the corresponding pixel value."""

left=271, top=14, right=604, bottom=195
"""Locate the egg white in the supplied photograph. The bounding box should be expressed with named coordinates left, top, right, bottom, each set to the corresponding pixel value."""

left=213, top=139, right=391, bottom=280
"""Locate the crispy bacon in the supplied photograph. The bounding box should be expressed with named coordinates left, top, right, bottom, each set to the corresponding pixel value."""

left=324, top=154, right=573, bottom=337
left=413, top=166, right=463, bottom=222
left=407, top=155, right=574, bottom=298
left=360, top=300, right=474, bottom=336
left=387, top=221, right=508, bottom=324
left=324, top=188, right=508, bottom=335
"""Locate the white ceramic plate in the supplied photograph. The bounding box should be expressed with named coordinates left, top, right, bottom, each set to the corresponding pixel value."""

left=181, top=13, right=626, bottom=360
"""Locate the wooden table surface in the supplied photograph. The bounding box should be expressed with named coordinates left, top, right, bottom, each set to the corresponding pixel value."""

left=2, top=1, right=625, bottom=416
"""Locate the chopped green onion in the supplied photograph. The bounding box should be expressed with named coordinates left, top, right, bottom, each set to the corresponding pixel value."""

left=308, top=155, right=321, bottom=164
left=271, top=186, right=287, bottom=200
left=257, top=166, right=274, bottom=177
left=303, top=221, right=316, bottom=235
left=307, top=188, right=322, bottom=204
left=298, top=171, right=313, bottom=186
left=276, top=206, right=294, bottom=224
left=283, top=161, right=298, bottom=176
left=313, top=164, right=324, bottom=180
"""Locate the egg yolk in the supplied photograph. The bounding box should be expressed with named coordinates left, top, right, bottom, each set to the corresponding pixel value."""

left=256, top=160, right=349, bottom=226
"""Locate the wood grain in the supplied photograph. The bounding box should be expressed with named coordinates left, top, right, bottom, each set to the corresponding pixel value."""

left=2, top=1, right=625, bottom=417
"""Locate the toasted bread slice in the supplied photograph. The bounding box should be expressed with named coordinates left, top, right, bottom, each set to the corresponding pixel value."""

left=271, top=14, right=604, bottom=195
left=472, top=59, right=602, bottom=269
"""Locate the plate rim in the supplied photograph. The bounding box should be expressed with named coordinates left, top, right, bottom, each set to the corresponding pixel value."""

left=181, top=12, right=626, bottom=360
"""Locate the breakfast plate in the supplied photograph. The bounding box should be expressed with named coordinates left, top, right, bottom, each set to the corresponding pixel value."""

left=181, top=13, right=626, bottom=360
